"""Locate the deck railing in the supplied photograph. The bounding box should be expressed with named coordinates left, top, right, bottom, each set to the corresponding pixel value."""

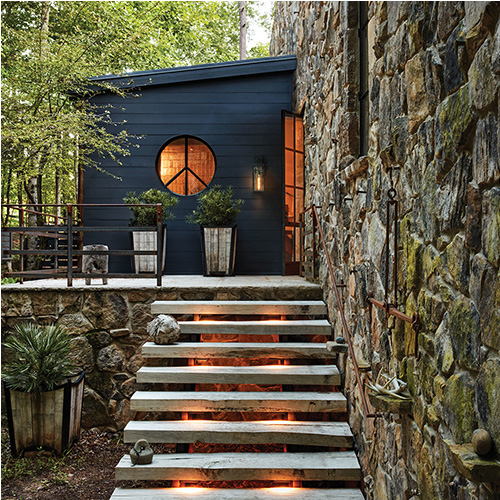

left=300, top=204, right=379, bottom=418
left=2, top=204, right=163, bottom=287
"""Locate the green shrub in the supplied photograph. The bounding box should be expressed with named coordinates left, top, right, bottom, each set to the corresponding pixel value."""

left=1, top=277, right=18, bottom=285
left=186, top=185, right=244, bottom=226
left=124, top=189, right=178, bottom=226
left=2, top=323, right=78, bottom=393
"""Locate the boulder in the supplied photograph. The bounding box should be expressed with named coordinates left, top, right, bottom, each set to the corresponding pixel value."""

left=147, top=314, right=181, bottom=345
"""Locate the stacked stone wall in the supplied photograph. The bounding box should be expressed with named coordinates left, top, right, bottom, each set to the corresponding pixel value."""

left=272, top=2, right=500, bottom=499
left=1, top=285, right=322, bottom=431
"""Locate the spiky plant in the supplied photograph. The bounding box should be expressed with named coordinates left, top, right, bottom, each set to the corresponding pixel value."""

left=2, top=323, right=77, bottom=393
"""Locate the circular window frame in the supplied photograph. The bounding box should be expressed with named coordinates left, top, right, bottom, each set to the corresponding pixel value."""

left=155, top=135, right=217, bottom=197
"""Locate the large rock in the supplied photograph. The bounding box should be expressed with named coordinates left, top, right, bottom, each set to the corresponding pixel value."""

left=97, top=344, right=125, bottom=372
left=469, top=253, right=500, bottom=350
left=435, top=153, right=472, bottom=233
left=473, top=113, right=499, bottom=186
left=437, top=2, right=465, bottom=42
left=444, top=372, right=477, bottom=444
left=482, top=187, right=500, bottom=267
left=81, top=387, right=110, bottom=429
left=465, top=182, right=482, bottom=251
left=406, top=48, right=443, bottom=132
left=449, top=297, right=481, bottom=371
left=441, top=234, right=470, bottom=295
left=71, top=336, right=94, bottom=372
left=57, top=312, right=94, bottom=336
left=435, top=84, right=477, bottom=182
left=443, top=21, right=466, bottom=95
left=147, top=315, right=181, bottom=345
left=475, top=358, right=500, bottom=451
left=468, top=37, right=498, bottom=112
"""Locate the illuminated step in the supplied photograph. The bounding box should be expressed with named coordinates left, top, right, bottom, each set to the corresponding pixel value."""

left=178, top=319, right=331, bottom=335
left=151, top=300, right=328, bottom=316
left=115, top=451, right=361, bottom=481
left=130, top=391, right=347, bottom=413
left=110, top=488, right=365, bottom=499
left=136, top=365, right=341, bottom=385
left=141, top=341, right=347, bottom=358
left=123, top=420, right=354, bottom=448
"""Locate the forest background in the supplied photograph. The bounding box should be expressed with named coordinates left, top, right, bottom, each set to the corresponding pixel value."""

left=1, top=1, right=271, bottom=225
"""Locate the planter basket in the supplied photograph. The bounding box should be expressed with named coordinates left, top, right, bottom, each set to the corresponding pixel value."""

left=201, top=225, right=237, bottom=276
left=3, top=369, right=86, bottom=457
left=132, top=225, right=167, bottom=274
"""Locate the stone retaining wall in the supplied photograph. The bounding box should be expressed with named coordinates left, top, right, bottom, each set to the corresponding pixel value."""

left=1, top=284, right=322, bottom=431
left=271, top=2, right=499, bottom=499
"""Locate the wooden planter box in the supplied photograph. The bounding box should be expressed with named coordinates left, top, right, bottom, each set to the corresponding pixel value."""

left=201, top=225, right=237, bottom=276
left=132, top=225, right=167, bottom=274
left=3, top=369, right=86, bottom=457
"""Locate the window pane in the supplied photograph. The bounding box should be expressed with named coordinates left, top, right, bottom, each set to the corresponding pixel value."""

left=295, top=152, right=304, bottom=188
left=295, top=117, right=304, bottom=152
left=159, top=138, right=185, bottom=186
left=187, top=138, right=215, bottom=187
left=284, top=115, right=294, bottom=150
left=158, top=137, right=215, bottom=196
left=285, top=150, right=294, bottom=187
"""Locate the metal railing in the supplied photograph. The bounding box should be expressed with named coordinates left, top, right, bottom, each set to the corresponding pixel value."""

left=300, top=204, right=379, bottom=418
left=2, top=204, right=164, bottom=287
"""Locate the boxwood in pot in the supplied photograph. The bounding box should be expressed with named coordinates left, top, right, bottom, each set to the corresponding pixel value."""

left=187, top=185, right=244, bottom=276
left=124, top=189, right=178, bottom=273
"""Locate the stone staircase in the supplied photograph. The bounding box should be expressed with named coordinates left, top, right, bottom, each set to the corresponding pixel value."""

left=110, top=299, right=364, bottom=499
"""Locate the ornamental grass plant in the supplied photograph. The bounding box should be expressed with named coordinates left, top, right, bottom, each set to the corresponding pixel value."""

left=2, top=323, right=78, bottom=393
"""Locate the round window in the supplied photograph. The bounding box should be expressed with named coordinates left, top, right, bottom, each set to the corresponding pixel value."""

left=157, top=136, right=216, bottom=196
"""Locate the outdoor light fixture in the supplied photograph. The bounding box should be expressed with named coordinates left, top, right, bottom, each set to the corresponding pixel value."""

left=253, top=156, right=265, bottom=192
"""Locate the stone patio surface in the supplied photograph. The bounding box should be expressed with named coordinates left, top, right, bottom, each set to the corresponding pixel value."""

left=1, top=275, right=320, bottom=292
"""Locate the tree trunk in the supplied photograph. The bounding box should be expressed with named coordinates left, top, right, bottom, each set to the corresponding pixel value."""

left=239, top=1, right=247, bottom=60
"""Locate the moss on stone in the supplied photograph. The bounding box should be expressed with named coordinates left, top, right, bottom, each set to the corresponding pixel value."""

left=449, top=297, right=481, bottom=370
left=475, top=358, right=500, bottom=450
left=444, top=372, right=476, bottom=443
left=406, top=234, right=424, bottom=292
left=437, top=84, right=476, bottom=162
left=423, top=244, right=440, bottom=280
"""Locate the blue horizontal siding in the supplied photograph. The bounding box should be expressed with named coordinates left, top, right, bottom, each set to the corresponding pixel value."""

left=85, top=69, right=293, bottom=274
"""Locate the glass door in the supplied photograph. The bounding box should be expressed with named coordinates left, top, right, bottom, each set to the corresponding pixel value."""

left=283, top=112, right=304, bottom=275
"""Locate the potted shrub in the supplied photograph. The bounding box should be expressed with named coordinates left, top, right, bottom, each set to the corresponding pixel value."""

left=187, top=185, right=244, bottom=276
left=2, top=323, right=86, bottom=457
left=124, top=189, right=178, bottom=273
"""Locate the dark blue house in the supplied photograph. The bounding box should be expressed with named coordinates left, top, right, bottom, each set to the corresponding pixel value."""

left=84, top=56, right=303, bottom=275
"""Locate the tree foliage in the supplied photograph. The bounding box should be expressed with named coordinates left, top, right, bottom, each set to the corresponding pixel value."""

left=1, top=1, right=270, bottom=222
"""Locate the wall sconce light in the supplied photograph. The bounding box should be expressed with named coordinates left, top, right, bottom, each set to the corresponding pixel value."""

left=253, top=156, right=265, bottom=192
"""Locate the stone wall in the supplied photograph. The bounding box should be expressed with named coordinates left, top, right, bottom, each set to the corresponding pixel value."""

left=271, top=2, right=500, bottom=499
left=1, top=283, right=322, bottom=431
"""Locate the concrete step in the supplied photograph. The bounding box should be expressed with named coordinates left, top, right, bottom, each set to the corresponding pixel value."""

left=110, top=488, right=365, bottom=500
left=141, top=341, right=347, bottom=358
left=115, top=451, right=361, bottom=481
left=136, top=365, right=341, bottom=385
left=178, top=319, right=331, bottom=336
left=130, top=391, right=347, bottom=413
left=123, top=420, right=354, bottom=447
left=151, top=300, right=327, bottom=316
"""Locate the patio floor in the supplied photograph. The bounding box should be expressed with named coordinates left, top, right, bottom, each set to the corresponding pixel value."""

left=1, top=275, right=320, bottom=293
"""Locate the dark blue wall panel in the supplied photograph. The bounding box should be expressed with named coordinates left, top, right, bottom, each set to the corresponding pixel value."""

left=84, top=70, right=293, bottom=275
